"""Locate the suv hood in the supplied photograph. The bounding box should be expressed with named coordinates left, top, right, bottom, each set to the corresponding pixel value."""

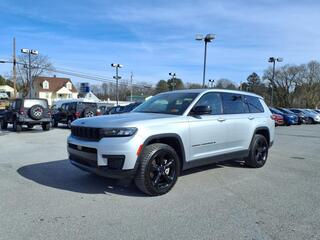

left=72, top=112, right=179, bottom=128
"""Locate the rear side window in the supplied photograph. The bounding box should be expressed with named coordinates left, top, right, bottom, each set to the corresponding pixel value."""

left=194, top=92, right=223, bottom=115
left=77, top=102, right=97, bottom=110
left=23, top=99, right=48, bottom=108
left=221, top=93, right=247, bottom=114
left=245, top=96, right=264, bottom=113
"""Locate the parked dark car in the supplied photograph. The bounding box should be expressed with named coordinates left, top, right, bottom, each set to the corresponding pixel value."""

left=104, top=102, right=142, bottom=115
left=52, top=101, right=99, bottom=128
left=0, top=98, right=51, bottom=132
left=96, top=102, right=114, bottom=114
left=269, top=107, right=298, bottom=126
left=276, top=107, right=305, bottom=125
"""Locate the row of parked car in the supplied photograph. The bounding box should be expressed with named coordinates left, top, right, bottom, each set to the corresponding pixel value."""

left=0, top=98, right=142, bottom=131
left=270, top=107, right=320, bottom=126
left=1, top=97, right=319, bottom=132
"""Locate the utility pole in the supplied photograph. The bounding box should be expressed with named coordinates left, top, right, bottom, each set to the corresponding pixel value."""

left=13, top=37, right=17, bottom=98
left=130, top=72, right=133, bottom=102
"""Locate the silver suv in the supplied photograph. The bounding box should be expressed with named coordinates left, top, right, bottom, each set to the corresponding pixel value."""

left=67, top=89, right=275, bottom=196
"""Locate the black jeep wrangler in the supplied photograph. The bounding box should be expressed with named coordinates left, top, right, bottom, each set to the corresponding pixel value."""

left=52, top=101, right=99, bottom=128
left=1, top=98, right=51, bottom=132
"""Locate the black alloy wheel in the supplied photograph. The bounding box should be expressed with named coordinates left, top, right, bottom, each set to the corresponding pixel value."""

left=254, top=138, right=268, bottom=166
left=148, top=151, right=177, bottom=191
left=245, top=134, right=268, bottom=168
left=135, top=143, right=180, bottom=196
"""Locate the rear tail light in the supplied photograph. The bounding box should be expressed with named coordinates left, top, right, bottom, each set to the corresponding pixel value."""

left=75, top=112, right=81, bottom=118
left=96, top=109, right=101, bottom=116
left=20, top=107, right=25, bottom=115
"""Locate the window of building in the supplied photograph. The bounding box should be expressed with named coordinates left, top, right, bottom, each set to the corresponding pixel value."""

left=43, top=80, right=49, bottom=90
left=66, top=82, right=72, bottom=90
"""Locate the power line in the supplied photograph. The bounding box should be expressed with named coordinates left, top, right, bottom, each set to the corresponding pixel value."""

left=1, top=57, right=153, bottom=88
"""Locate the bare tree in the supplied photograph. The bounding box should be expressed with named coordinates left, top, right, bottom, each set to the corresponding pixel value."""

left=16, top=54, right=54, bottom=97
left=297, top=61, right=320, bottom=108
left=215, top=78, right=237, bottom=90
left=263, top=64, right=303, bottom=107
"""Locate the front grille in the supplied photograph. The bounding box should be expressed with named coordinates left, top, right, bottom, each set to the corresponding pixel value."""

left=71, top=126, right=101, bottom=141
left=68, top=143, right=97, bottom=153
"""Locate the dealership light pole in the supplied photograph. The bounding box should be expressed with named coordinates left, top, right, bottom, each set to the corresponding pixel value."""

left=268, top=57, right=283, bottom=106
left=111, top=63, right=123, bottom=106
left=21, top=48, right=38, bottom=98
left=169, top=72, right=176, bottom=91
left=196, top=33, right=215, bottom=88
left=208, top=79, right=215, bottom=88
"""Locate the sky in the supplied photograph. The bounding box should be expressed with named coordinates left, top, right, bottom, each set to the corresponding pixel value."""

left=0, top=0, right=320, bottom=86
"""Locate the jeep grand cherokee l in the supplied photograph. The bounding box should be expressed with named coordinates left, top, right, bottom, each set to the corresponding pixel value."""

left=67, top=89, right=275, bottom=196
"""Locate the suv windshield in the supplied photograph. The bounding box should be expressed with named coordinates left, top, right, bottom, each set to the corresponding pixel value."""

left=133, top=92, right=199, bottom=115
left=23, top=99, right=48, bottom=108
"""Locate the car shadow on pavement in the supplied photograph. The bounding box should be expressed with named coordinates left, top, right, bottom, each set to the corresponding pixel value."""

left=17, top=159, right=145, bottom=197
left=0, top=127, right=50, bottom=134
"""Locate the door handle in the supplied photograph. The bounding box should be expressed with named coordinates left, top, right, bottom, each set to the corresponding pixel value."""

left=217, top=117, right=226, bottom=122
left=248, top=116, right=255, bottom=120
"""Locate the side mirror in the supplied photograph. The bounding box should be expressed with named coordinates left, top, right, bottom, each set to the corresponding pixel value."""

left=192, top=105, right=212, bottom=115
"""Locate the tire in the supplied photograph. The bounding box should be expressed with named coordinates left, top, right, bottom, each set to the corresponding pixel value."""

left=2, top=121, right=8, bottom=129
left=13, top=121, right=22, bottom=132
left=42, top=122, right=50, bottom=131
left=245, top=134, right=268, bottom=168
left=52, top=118, right=58, bottom=127
left=29, top=105, right=44, bottom=120
left=135, top=143, right=180, bottom=196
left=83, top=108, right=95, bottom=118
left=67, top=119, right=73, bottom=129
left=307, top=117, right=313, bottom=124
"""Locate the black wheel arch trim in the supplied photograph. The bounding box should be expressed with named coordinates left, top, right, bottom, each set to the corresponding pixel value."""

left=251, top=126, right=271, bottom=147
left=138, top=133, right=186, bottom=170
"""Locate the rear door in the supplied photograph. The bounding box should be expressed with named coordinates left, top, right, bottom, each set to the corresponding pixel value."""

left=188, top=92, right=229, bottom=160
left=220, top=93, right=254, bottom=151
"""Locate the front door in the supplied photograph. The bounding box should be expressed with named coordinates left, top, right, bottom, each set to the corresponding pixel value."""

left=188, top=92, right=229, bottom=160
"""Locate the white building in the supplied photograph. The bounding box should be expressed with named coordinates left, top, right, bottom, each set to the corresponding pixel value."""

left=33, top=76, right=78, bottom=106
left=0, top=85, right=15, bottom=98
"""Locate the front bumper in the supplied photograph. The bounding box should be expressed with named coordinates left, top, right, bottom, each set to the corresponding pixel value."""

left=67, top=134, right=143, bottom=178
left=70, top=159, right=137, bottom=179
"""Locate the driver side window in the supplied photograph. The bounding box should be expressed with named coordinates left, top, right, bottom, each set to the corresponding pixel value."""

left=194, top=92, right=223, bottom=115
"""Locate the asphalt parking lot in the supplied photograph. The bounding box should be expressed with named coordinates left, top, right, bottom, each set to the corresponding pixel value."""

left=0, top=125, right=320, bottom=240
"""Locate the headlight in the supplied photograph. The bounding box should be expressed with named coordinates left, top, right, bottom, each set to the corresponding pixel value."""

left=99, top=127, right=137, bottom=137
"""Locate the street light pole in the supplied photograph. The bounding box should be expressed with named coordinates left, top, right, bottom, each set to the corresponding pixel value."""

left=130, top=72, right=133, bottom=102
left=196, top=33, right=215, bottom=88
left=169, top=72, right=176, bottom=91
left=21, top=48, right=38, bottom=98
left=208, top=79, right=215, bottom=88
left=268, top=57, right=283, bottom=106
left=111, top=63, right=123, bottom=106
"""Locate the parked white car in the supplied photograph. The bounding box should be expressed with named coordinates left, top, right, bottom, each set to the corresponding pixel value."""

left=67, top=89, right=275, bottom=196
